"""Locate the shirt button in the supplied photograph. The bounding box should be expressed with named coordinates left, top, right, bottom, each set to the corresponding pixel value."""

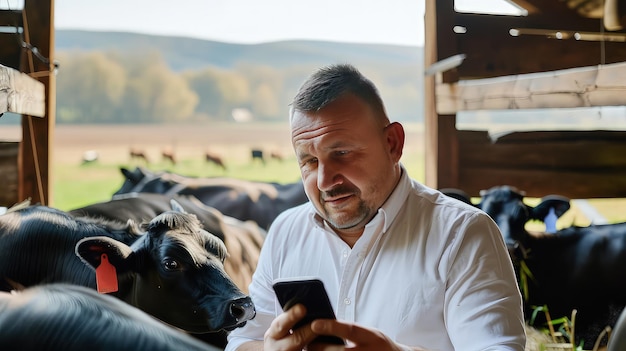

left=342, top=251, right=348, bottom=258
left=343, top=297, right=351, bottom=305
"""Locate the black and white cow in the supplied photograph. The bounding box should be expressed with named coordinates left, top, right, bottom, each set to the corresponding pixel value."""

left=442, top=185, right=626, bottom=349
left=112, top=167, right=309, bottom=229
left=0, top=283, right=223, bottom=351
left=0, top=202, right=256, bottom=338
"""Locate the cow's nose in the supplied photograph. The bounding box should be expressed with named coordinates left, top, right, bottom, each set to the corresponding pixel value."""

left=230, top=297, right=256, bottom=323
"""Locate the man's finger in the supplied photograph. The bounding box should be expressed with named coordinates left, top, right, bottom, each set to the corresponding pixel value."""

left=268, top=304, right=307, bottom=338
left=310, top=319, right=359, bottom=340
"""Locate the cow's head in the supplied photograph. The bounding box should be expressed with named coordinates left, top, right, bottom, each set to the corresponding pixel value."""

left=75, top=200, right=255, bottom=333
left=114, top=167, right=181, bottom=196
left=476, top=186, right=570, bottom=251
left=113, top=167, right=164, bottom=196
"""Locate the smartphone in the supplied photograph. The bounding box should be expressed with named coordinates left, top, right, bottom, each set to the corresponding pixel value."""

left=272, top=278, right=345, bottom=345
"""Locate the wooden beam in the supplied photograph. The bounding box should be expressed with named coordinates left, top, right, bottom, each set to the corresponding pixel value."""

left=436, top=61, right=626, bottom=113
left=454, top=130, right=626, bottom=199
left=453, top=12, right=626, bottom=78
left=0, top=9, right=23, bottom=27
left=0, top=63, right=45, bottom=117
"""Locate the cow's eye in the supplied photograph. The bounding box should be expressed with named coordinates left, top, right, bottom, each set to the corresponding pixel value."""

left=163, top=258, right=180, bottom=271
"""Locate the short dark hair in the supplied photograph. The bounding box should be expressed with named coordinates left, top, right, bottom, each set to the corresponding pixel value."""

left=290, top=63, right=388, bottom=122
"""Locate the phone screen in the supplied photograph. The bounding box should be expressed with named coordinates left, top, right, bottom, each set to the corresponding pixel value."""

left=272, top=278, right=344, bottom=345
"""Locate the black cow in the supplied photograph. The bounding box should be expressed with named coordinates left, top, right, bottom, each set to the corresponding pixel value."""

left=251, top=149, right=265, bottom=164
left=69, top=193, right=265, bottom=348
left=442, top=185, right=626, bottom=349
left=0, top=283, right=222, bottom=351
left=112, top=167, right=309, bottom=229
left=69, top=192, right=265, bottom=295
left=0, top=202, right=256, bottom=338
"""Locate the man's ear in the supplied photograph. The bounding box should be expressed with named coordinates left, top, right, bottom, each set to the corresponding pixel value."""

left=386, top=122, right=405, bottom=162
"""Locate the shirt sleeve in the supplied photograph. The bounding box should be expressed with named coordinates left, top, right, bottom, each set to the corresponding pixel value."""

left=444, top=212, right=527, bottom=351
left=225, top=217, right=282, bottom=351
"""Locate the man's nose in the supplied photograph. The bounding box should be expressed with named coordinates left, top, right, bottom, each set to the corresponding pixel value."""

left=317, top=161, right=342, bottom=191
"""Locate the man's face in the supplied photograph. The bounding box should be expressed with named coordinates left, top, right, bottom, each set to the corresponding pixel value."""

left=290, top=93, right=401, bottom=235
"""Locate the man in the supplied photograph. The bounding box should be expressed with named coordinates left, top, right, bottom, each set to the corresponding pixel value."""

left=226, top=64, right=526, bottom=351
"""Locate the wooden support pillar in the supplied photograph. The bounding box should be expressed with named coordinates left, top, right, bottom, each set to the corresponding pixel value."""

left=18, top=0, right=55, bottom=206
left=424, top=0, right=459, bottom=190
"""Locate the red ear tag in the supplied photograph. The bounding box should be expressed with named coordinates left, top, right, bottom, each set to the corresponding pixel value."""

left=95, top=253, right=118, bottom=294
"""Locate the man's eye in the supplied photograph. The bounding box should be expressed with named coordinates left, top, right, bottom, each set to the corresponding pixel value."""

left=303, top=158, right=318, bottom=165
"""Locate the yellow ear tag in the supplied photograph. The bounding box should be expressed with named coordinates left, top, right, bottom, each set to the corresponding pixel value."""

left=95, top=253, right=118, bottom=294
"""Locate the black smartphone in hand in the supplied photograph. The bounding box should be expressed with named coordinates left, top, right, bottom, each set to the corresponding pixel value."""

left=272, top=278, right=345, bottom=345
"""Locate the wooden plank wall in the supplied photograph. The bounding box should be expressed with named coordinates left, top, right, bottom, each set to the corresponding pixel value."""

left=0, top=142, right=18, bottom=206
left=449, top=130, right=626, bottom=199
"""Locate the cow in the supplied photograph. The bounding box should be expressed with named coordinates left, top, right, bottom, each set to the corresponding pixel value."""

left=0, top=283, right=223, bottom=351
left=0, top=202, right=256, bottom=344
left=442, top=185, right=626, bottom=349
left=69, top=193, right=265, bottom=348
left=69, top=192, right=265, bottom=295
left=129, top=147, right=150, bottom=163
left=270, top=150, right=284, bottom=162
left=162, top=148, right=176, bottom=165
left=251, top=149, right=265, bottom=164
left=205, top=151, right=227, bottom=170
left=81, top=150, right=99, bottom=165
left=112, top=167, right=309, bottom=229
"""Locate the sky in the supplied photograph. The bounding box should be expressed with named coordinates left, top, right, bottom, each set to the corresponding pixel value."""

left=0, top=0, right=523, bottom=47
left=45, top=0, right=521, bottom=47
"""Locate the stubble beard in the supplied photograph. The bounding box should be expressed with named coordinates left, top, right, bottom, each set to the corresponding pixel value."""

left=323, top=198, right=372, bottom=230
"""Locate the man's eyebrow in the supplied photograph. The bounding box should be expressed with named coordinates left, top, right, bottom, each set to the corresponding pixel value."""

left=324, top=141, right=351, bottom=151
left=295, top=140, right=353, bottom=158
left=295, top=150, right=311, bottom=160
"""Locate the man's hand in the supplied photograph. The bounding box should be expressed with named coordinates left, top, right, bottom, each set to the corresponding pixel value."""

left=310, top=319, right=423, bottom=351
left=263, top=304, right=319, bottom=351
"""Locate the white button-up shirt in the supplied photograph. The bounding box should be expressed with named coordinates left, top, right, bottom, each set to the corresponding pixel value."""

left=226, top=168, right=526, bottom=351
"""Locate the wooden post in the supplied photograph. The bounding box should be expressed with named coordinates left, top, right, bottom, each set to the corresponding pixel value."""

left=18, top=0, right=55, bottom=206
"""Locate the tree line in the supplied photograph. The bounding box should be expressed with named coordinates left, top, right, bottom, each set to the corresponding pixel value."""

left=55, top=50, right=424, bottom=124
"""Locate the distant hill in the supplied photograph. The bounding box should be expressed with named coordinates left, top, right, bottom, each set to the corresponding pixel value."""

left=55, top=30, right=423, bottom=72
left=48, top=30, right=425, bottom=124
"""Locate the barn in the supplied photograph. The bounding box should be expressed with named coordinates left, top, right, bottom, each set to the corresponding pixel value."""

left=424, top=0, right=626, bottom=199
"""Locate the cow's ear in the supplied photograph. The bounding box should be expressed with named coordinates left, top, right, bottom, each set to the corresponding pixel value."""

left=75, top=236, right=134, bottom=272
left=120, top=167, right=132, bottom=179
left=170, top=199, right=188, bottom=214
left=529, top=195, right=571, bottom=221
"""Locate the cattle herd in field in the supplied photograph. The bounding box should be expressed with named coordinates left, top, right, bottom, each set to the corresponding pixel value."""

left=1, top=168, right=626, bottom=350
left=127, top=147, right=284, bottom=169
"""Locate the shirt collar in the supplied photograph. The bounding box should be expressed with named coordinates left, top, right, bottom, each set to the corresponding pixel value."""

left=376, top=164, right=411, bottom=233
